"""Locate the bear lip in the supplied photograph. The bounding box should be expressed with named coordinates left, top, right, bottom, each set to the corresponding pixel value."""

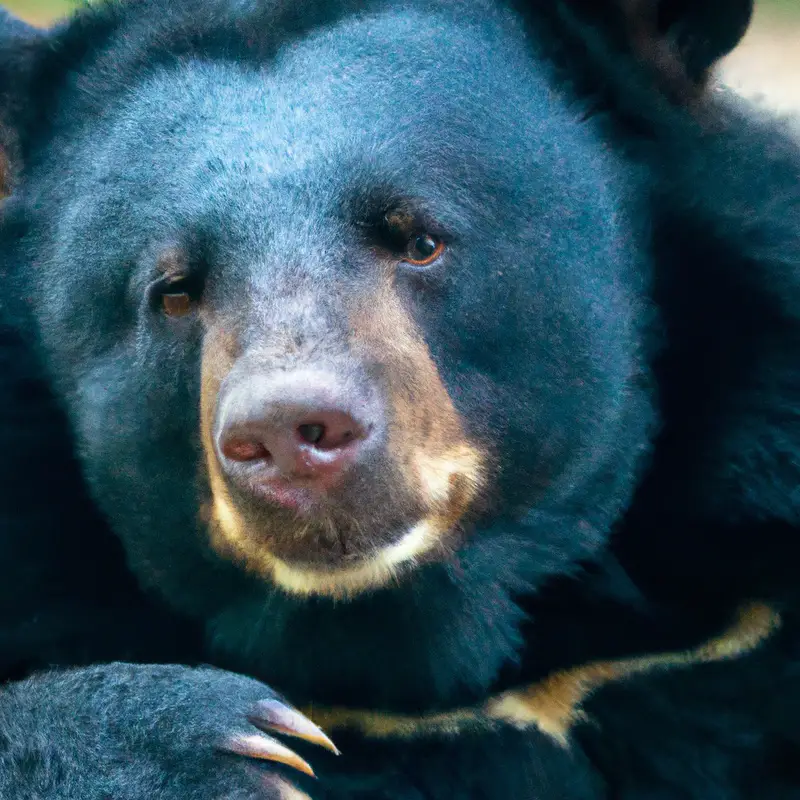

left=249, top=477, right=320, bottom=514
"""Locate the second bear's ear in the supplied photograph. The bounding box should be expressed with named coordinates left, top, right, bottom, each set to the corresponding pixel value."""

left=0, top=6, right=118, bottom=199
left=564, top=0, right=753, bottom=92
left=0, top=9, right=46, bottom=198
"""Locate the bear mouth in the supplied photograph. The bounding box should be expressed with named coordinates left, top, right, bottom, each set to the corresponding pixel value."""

left=247, top=475, right=336, bottom=515
left=204, top=446, right=483, bottom=598
left=208, top=491, right=464, bottom=598
left=265, top=517, right=457, bottom=597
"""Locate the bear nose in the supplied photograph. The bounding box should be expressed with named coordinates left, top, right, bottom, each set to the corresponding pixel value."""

left=220, top=408, right=367, bottom=478
left=215, top=371, right=378, bottom=506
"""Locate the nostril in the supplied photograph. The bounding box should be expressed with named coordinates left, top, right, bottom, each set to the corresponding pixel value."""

left=221, top=438, right=271, bottom=463
left=297, top=423, right=326, bottom=446
left=296, top=414, right=361, bottom=452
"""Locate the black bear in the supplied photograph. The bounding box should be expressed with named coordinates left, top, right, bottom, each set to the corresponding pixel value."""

left=1, top=0, right=800, bottom=797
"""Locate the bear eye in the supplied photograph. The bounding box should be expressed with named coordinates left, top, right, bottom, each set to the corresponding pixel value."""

left=152, top=247, right=204, bottom=318
left=403, top=234, right=445, bottom=267
left=153, top=275, right=201, bottom=318
left=161, top=290, right=193, bottom=318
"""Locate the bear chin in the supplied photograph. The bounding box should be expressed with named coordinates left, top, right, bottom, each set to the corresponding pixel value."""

left=210, top=491, right=452, bottom=598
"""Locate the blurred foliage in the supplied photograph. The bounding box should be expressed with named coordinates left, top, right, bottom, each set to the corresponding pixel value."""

left=3, top=0, right=79, bottom=25
left=771, top=0, right=800, bottom=12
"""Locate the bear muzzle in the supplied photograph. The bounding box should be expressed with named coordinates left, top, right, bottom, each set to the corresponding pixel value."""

left=198, top=290, right=488, bottom=596
left=215, top=367, right=384, bottom=515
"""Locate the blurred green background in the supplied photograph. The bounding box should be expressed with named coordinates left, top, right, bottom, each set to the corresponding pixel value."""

left=2, top=0, right=800, bottom=110
left=3, top=0, right=77, bottom=25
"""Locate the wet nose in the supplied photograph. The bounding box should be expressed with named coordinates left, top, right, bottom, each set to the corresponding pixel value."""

left=215, top=370, right=378, bottom=504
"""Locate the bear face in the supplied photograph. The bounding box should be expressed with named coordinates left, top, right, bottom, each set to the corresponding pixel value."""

left=1, top=0, right=775, bottom=718
left=10, top=4, right=800, bottom=797
left=8, top=1, right=652, bottom=606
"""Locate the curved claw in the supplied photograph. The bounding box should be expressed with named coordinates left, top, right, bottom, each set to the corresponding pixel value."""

left=249, top=700, right=340, bottom=756
left=220, top=733, right=316, bottom=777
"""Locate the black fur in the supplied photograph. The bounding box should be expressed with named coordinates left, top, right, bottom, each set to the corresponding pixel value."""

left=1, top=0, right=800, bottom=797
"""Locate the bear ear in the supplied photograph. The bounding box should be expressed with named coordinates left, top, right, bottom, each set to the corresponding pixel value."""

left=625, top=0, right=753, bottom=82
left=648, top=0, right=754, bottom=78
left=563, top=0, right=754, bottom=94
left=0, top=9, right=46, bottom=198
